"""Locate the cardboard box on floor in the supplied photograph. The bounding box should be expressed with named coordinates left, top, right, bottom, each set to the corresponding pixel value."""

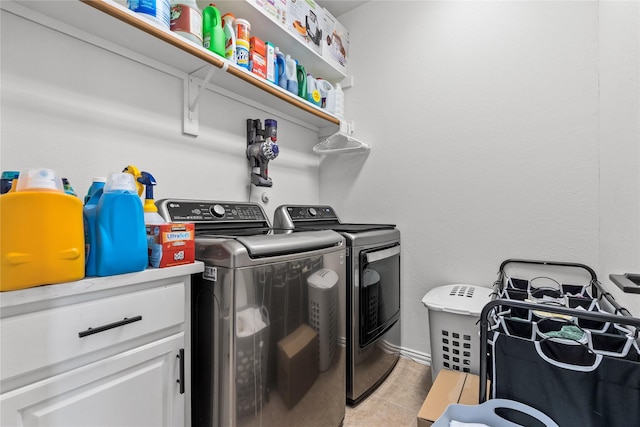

left=417, top=369, right=483, bottom=427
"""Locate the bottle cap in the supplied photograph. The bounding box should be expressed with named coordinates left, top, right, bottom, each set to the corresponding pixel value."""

left=92, top=177, right=107, bottom=183
left=104, top=172, right=136, bottom=193
left=15, top=168, right=64, bottom=192
left=1, top=171, right=20, bottom=180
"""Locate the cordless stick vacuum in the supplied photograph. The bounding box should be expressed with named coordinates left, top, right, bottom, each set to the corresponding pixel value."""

left=246, top=119, right=279, bottom=187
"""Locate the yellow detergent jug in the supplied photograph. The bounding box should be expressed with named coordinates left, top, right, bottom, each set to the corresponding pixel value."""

left=0, top=168, right=84, bottom=291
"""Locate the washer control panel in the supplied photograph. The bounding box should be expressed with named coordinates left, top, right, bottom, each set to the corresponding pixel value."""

left=157, top=199, right=267, bottom=223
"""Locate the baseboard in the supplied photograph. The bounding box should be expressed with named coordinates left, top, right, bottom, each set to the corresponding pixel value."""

left=338, top=336, right=431, bottom=366
left=399, top=347, right=431, bottom=366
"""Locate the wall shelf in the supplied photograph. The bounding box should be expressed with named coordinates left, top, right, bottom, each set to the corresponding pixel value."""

left=211, top=1, right=348, bottom=82
left=3, top=0, right=341, bottom=132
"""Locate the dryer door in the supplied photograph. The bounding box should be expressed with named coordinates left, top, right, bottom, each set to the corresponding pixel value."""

left=359, top=244, right=401, bottom=347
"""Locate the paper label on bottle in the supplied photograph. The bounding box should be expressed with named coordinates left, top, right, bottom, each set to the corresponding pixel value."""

left=170, top=4, right=202, bottom=41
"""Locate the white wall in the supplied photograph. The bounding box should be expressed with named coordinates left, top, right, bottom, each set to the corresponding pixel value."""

left=598, top=0, right=640, bottom=315
left=325, top=1, right=639, bottom=358
left=0, top=8, right=322, bottom=218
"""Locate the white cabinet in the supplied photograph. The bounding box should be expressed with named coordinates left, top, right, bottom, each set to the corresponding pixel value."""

left=1, top=335, right=183, bottom=427
left=0, top=262, right=204, bottom=427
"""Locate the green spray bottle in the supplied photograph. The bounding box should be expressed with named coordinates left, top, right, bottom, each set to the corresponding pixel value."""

left=202, top=4, right=225, bottom=57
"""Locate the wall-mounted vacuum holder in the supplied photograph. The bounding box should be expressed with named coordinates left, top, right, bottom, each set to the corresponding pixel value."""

left=246, top=119, right=279, bottom=187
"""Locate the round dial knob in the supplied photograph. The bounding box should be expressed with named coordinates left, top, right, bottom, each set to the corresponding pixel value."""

left=307, top=207, right=317, bottom=217
left=210, top=204, right=225, bottom=218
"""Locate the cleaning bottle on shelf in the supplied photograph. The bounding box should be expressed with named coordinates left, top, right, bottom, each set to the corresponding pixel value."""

left=275, top=47, right=286, bottom=89
left=122, top=164, right=144, bottom=197
left=1, top=171, right=20, bottom=194
left=306, top=74, right=322, bottom=106
left=127, top=0, right=170, bottom=30
left=285, top=55, right=298, bottom=95
left=221, top=12, right=236, bottom=62
left=84, top=177, right=106, bottom=205
left=137, top=171, right=169, bottom=268
left=234, top=18, right=251, bottom=69
left=169, top=0, right=202, bottom=45
left=62, top=178, right=77, bottom=197
left=296, top=63, right=307, bottom=99
left=0, top=168, right=84, bottom=291
left=202, top=4, right=224, bottom=57
left=83, top=177, right=106, bottom=277
left=92, top=172, right=148, bottom=277
left=316, top=78, right=335, bottom=113
left=137, top=171, right=166, bottom=225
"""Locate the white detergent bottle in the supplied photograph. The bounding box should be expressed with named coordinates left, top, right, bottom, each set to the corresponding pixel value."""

left=221, top=12, right=236, bottom=62
left=306, top=74, right=322, bottom=106
left=316, top=79, right=335, bottom=113
left=285, top=55, right=298, bottom=95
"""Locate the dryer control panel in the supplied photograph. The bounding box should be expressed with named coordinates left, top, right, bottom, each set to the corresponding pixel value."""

left=285, top=205, right=339, bottom=221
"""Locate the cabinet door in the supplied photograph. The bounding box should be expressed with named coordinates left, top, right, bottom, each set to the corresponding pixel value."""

left=0, top=333, right=185, bottom=427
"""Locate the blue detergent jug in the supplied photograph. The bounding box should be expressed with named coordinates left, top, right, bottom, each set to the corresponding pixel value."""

left=276, top=48, right=286, bottom=89
left=83, top=183, right=104, bottom=277
left=93, top=173, right=148, bottom=276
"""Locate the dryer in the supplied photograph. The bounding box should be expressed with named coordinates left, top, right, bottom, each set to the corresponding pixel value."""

left=273, top=205, right=401, bottom=406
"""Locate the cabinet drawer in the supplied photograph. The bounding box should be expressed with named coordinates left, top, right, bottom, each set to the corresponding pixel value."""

left=1, top=282, right=184, bottom=382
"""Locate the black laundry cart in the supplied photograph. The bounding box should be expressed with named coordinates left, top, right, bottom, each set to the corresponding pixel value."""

left=479, top=259, right=640, bottom=427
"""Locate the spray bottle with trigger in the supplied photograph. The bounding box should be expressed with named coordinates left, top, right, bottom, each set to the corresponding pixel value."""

left=246, top=119, right=279, bottom=187
left=136, top=171, right=166, bottom=268
left=122, top=165, right=144, bottom=197
left=137, top=171, right=166, bottom=225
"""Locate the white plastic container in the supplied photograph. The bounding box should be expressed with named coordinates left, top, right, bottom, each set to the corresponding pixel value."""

left=285, top=54, right=298, bottom=95
left=169, top=0, right=202, bottom=45
left=233, top=18, right=250, bottom=43
left=306, top=74, right=322, bottom=106
left=221, top=13, right=236, bottom=62
left=422, top=284, right=493, bottom=379
left=128, top=0, right=170, bottom=30
left=316, top=79, right=335, bottom=113
left=432, top=399, right=559, bottom=427
left=236, top=39, right=250, bottom=69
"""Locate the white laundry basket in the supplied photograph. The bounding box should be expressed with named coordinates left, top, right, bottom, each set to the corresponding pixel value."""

left=432, top=399, right=559, bottom=427
left=422, top=284, right=493, bottom=380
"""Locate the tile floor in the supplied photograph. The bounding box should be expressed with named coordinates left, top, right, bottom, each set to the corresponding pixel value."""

left=344, top=356, right=433, bottom=427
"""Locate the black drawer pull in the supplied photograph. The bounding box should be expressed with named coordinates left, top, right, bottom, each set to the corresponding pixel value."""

left=177, top=348, right=185, bottom=394
left=78, top=316, right=143, bottom=338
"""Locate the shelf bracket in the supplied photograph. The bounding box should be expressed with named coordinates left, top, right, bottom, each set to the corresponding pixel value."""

left=183, top=65, right=218, bottom=136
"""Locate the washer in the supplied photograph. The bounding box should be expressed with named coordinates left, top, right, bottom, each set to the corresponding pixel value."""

left=157, top=199, right=347, bottom=427
left=273, top=205, right=401, bottom=406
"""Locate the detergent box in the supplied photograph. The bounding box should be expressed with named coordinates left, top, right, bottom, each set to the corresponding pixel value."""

left=320, top=8, right=349, bottom=72
left=286, top=0, right=323, bottom=54
left=250, top=36, right=267, bottom=79
left=147, top=223, right=195, bottom=268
